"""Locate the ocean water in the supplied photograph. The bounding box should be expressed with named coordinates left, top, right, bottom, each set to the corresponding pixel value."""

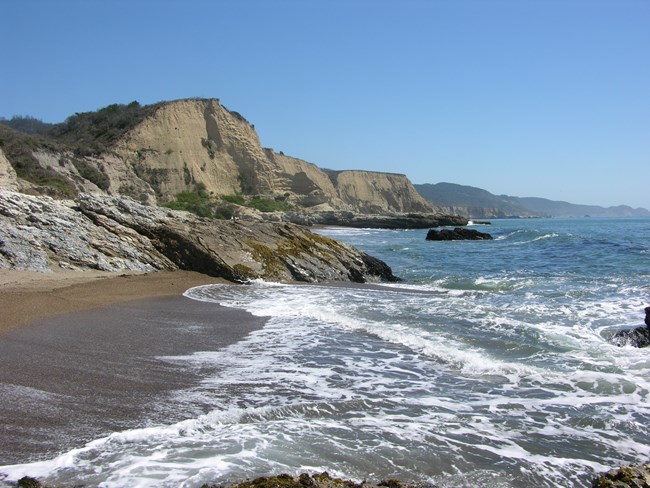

left=2, top=218, right=650, bottom=487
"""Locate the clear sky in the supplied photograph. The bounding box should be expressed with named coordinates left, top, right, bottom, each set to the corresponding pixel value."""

left=2, top=0, right=649, bottom=209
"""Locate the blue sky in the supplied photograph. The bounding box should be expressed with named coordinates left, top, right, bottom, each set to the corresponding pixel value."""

left=2, top=0, right=649, bottom=209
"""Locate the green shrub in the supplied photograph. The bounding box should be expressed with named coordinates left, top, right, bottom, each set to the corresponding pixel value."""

left=163, top=190, right=213, bottom=218
left=247, top=196, right=290, bottom=212
left=70, top=158, right=110, bottom=190
left=222, top=194, right=245, bottom=205
left=214, top=205, right=235, bottom=220
left=0, top=125, right=77, bottom=198
left=48, top=101, right=159, bottom=156
left=162, top=183, right=237, bottom=218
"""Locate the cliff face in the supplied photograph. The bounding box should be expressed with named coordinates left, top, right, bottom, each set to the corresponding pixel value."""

left=0, top=98, right=432, bottom=215
left=332, top=170, right=435, bottom=213
left=112, top=99, right=433, bottom=214
left=111, top=99, right=276, bottom=200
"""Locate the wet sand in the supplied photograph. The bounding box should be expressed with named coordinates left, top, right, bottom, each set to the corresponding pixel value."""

left=0, top=271, right=265, bottom=465
left=0, top=270, right=234, bottom=333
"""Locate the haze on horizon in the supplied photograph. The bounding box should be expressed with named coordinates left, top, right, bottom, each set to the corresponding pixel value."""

left=2, top=0, right=648, bottom=210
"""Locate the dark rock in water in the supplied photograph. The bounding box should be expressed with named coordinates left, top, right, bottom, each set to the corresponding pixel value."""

left=611, top=307, right=650, bottom=348
left=611, top=327, right=650, bottom=348
left=591, top=460, right=650, bottom=487
left=289, top=211, right=468, bottom=229
left=201, top=472, right=438, bottom=488
left=426, top=227, right=493, bottom=241
left=16, top=478, right=44, bottom=488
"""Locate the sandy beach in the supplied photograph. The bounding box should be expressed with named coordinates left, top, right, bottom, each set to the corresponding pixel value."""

left=0, top=270, right=266, bottom=465
left=0, top=269, right=235, bottom=334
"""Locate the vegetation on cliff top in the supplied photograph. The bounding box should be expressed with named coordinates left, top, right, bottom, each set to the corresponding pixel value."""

left=48, top=101, right=160, bottom=156
left=0, top=124, right=77, bottom=198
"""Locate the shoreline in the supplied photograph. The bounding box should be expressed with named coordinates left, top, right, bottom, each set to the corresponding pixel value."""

left=0, top=269, right=231, bottom=335
left=0, top=269, right=266, bottom=465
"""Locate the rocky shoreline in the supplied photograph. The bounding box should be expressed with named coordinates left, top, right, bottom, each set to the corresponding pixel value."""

left=12, top=462, right=650, bottom=488
left=0, top=190, right=398, bottom=283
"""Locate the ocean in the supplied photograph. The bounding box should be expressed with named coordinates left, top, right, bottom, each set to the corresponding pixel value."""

left=2, top=218, right=650, bottom=487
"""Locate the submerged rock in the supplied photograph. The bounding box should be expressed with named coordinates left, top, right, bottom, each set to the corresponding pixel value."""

left=425, top=227, right=493, bottom=241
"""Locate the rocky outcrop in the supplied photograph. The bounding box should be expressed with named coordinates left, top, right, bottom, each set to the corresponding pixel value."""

left=591, top=461, right=650, bottom=487
left=284, top=211, right=468, bottom=229
left=0, top=190, right=398, bottom=283
left=425, top=227, right=493, bottom=241
left=610, top=307, right=650, bottom=348
left=15, top=472, right=435, bottom=488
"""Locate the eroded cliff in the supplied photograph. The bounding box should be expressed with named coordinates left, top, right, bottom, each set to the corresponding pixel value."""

left=0, top=98, right=439, bottom=216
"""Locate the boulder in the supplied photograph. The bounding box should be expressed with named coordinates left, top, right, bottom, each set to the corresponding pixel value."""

left=426, top=227, right=493, bottom=241
left=611, top=307, right=650, bottom=348
left=591, top=461, right=650, bottom=487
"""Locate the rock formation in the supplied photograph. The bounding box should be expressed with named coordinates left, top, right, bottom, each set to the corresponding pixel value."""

left=14, top=472, right=435, bottom=488
left=425, top=227, right=493, bottom=241
left=0, top=190, right=398, bottom=283
left=0, top=98, right=439, bottom=219
left=591, top=460, right=650, bottom=487
left=610, top=307, right=650, bottom=348
left=283, top=211, right=468, bottom=229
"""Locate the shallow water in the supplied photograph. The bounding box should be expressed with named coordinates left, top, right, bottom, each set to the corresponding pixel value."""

left=1, top=218, right=649, bottom=487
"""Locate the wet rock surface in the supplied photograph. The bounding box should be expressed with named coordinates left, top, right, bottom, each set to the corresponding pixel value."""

left=425, top=227, right=493, bottom=241
left=591, top=461, right=650, bottom=487
left=611, top=307, right=650, bottom=348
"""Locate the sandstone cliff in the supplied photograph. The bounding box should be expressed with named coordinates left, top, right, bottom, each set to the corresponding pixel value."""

left=0, top=190, right=398, bottom=283
left=330, top=170, right=435, bottom=213
left=0, top=99, right=439, bottom=217
left=0, top=148, right=18, bottom=191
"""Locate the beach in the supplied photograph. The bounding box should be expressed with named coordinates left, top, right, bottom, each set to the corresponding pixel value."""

left=1, top=218, right=649, bottom=487
left=0, top=270, right=265, bottom=465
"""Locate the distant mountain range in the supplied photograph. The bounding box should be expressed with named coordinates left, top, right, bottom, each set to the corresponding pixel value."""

left=414, top=182, right=650, bottom=219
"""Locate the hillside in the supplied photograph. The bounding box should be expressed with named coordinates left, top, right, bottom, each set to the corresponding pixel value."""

left=415, top=182, right=650, bottom=218
left=414, top=183, right=538, bottom=218
left=510, top=196, right=650, bottom=218
left=0, top=99, right=436, bottom=219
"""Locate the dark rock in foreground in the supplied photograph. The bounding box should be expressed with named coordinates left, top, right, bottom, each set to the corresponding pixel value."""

left=591, top=461, right=650, bottom=487
left=611, top=307, right=650, bottom=348
left=14, top=472, right=437, bottom=488
left=202, top=472, right=436, bottom=488
left=425, top=227, right=493, bottom=241
left=0, top=190, right=399, bottom=283
left=611, top=327, right=650, bottom=348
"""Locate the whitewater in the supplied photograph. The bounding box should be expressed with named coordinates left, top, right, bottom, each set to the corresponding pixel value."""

left=1, top=217, right=649, bottom=487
